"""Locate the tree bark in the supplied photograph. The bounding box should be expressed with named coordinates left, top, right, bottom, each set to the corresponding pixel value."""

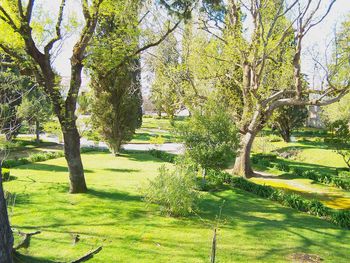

left=62, top=127, right=87, bottom=193
left=232, top=131, right=257, bottom=178
left=35, top=120, right=40, bottom=144
left=0, top=165, right=14, bottom=263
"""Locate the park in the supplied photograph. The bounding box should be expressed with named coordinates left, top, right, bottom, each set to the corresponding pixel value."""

left=0, top=0, right=350, bottom=262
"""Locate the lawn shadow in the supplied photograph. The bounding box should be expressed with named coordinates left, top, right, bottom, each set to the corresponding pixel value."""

left=14, top=163, right=93, bottom=173
left=103, top=168, right=141, bottom=173
left=14, top=253, right=58, bottom=263
left=87, top=188, right=142, bottom=202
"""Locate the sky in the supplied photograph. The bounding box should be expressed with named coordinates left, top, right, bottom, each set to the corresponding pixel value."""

left=41, top=0, right=350, bottom=87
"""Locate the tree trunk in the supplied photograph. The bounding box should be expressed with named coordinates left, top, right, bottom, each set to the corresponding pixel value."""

left=280, top=130, right=291, bottom=143
left=35, top=120, right=40, bottom=144
left=232, top=131, right=257, bottom=177
left=0, top=165, right=14, bottom=263
left=62, top=127, right=87, bottom=193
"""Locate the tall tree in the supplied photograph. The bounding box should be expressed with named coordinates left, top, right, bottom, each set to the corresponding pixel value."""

left=88, top=1, right=142, bottom=155
left=197, top=0, right=347, bottom=177
left=17, top=87, right=53, bottom=143
left=270, top=105, right=308, bottom=142
left=0, top=0, right=104, bottom=193
left=0, top=0, right=194, bottom=192
left=0, top=72, right=19, bottom=262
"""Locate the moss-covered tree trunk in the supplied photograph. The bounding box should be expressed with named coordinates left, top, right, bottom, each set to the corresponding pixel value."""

left=0, top=165, right=13, bottom=263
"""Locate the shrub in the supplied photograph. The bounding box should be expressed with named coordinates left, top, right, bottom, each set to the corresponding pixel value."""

left=253, top=153, right=278, bottom=161
left=200, top=169, right=232, bottom=191
left=291, top=167, right=304, bottom=176
left=176, top=97, right=238, bottom=171
left=301, top=169, right=350, bottom=190
left=338, top=171, right=350, bottom=178
left=274, top=162, right=290, bottom=172
left=266, top=135, right=282, bottom=142
left=148, top=149, right=176, bottom=163
left=2, top=151, right=64, bottom=168
left=1, top=168, right=10, bottom=181
left=143, top=165, right=198, bottom=217
left=257, top=159, right=271, bottom=168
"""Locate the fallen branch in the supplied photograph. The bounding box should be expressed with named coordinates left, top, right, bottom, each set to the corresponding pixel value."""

left=70, top=246, right=102, bottom=263
left=13, top=230, right=41, bottom=250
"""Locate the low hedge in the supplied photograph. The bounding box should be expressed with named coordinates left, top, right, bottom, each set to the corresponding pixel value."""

left=148, top=149, right=176, bottom=163
left=300, top=169, right=350, bottom=191
left=2, top=151, right=64, bottom=168
left=207, top=171, right=350, bottom=229
left=1, top=168, right=10, bottom=181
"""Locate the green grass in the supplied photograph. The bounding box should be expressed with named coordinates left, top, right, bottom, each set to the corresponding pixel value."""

left=251, top=133, right=350, bottom=209
left=4, top=152, right=350, bottom=262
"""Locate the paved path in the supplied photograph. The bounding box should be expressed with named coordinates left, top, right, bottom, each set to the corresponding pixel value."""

left=41, top=134, right=184, bottom=154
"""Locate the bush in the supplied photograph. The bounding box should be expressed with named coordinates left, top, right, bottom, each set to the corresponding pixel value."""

left=301, top=169, right=350, bottom=190
left=274, top=162, right=290, bottom=172
left=2, top=151, right=64, bottom=168
left=338, top=171, right=350, bottom=177
left=257, top=159, right=271, bottom=168
left=176, top=98, right=238, bottom=171
left=253, top=153, right=278, bottom=161
left=143, top=165, right=198, bottom=217
left=199, top=169, right=232, bottom=191
left=291, top=167, right=304, bottom=176
left=266, top=135, right=282, bottom=142
left=1, top=168, right=10, bottom=181
left=148, top=149, right=176, bottom=163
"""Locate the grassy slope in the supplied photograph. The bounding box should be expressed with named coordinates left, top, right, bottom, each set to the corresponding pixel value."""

left=251, top=136, right=350, bottom=209
left=4, top=152, right=350, bottom=262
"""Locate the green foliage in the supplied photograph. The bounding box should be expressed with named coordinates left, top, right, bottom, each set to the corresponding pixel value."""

left=229, top=175, right=350, bottom=228
left=2, top=151, right=64, bottom=168
left=177, top=98, right=238, bottom=170
left=43, top=121, right=62, bottom=139
left=326, top=120, right=350, bottom=169
left=274, top=162, right=290, bottom=172
left=1, top=168, right=10, bottom=181
left=148, top=149, right=176, bottom=163
left=300, top=169, right=350, bottom=191
left=270, top=103, right=308, bottom=143
left=143, top=165, right=199, bottom=217
left=87, top=4, right=142, bottom=155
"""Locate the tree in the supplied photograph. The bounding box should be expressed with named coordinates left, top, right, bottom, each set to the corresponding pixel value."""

left=0, top=60, right=29, bottom=141
left=190, top=0, right=347, bottom=177
left=0, top=0, right=105, bottom=193
left=270, top=105, right=308, bottom=142
left=17, top=87, right=53, bottom=143
left=177, top=96, right=238, bottom=175
left=87, top=1, right=142, bottom=155
left=0, top=73, right=19, bottom=262
left=0, top=0, right=194, bottom=192
left=149, top=32, right=182, bottom=119
left=328, top=120, right=350, bottom=170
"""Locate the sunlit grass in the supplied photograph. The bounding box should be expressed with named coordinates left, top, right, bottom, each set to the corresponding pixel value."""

left=4, top=151, right=350, bottom=262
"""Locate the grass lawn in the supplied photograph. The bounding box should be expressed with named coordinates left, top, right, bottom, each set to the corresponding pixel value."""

left=4, top=151, right=350, bottom=262
left=250, top=134, right=350, bottom=209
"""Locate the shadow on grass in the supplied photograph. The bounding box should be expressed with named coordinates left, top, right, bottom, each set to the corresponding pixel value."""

left=103, top=168, right=141, bottom=173
left=14, top=253, right=58, bottom=263
left=14, top=163, right=93, bottom=173
left=87, top=188, right=141, bottom=202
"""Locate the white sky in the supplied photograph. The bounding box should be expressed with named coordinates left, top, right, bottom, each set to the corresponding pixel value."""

left=42, top=0, right=350, bottom=86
